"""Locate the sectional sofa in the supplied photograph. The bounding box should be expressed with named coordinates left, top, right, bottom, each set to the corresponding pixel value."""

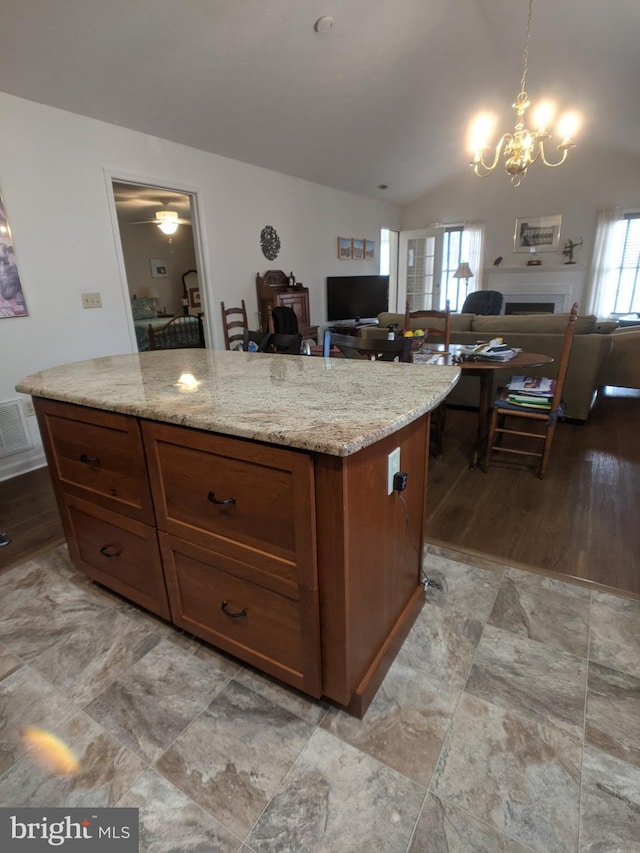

left=375, top=310, right=637, bottom=422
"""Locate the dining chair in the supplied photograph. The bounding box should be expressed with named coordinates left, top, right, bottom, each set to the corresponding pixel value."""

left=148, top=314, right=205, bottom=350
left=404, top=300, right=451, bottom=455
left=220, top=299, right=248, bottom=350
left=404, top=299, right=451, bottom=350
left=483, top=303, right=579, bottom=478
left=242, top=329, right=273, bottom=352
left=322, top=330, right=412, bottom=362
left=243, top=328, right=302, bottom=354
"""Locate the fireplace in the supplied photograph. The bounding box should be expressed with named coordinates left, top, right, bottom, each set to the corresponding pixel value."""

left=486, top=265, right=585, bottom=315
left=505, top=301, right=555, bottom=315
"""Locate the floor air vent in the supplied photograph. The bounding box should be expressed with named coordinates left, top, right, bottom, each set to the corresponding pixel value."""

left=0, top=399, right=34, bottom=458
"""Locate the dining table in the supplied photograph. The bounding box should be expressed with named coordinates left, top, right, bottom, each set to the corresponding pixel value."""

left=413, top=344, right=554, bottom=467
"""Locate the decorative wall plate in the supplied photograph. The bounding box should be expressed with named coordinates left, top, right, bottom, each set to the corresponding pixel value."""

left=260, top=225, right=281, bottom=261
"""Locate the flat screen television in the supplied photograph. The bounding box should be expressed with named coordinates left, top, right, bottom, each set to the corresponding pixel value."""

left=326, top=275, right=389, bottom=323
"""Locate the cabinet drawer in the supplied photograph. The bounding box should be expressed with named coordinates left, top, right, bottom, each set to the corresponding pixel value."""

left=160, top=534, right=321, bottom=696
left=35, top=399, right=154, bottom=524
left=62, top=495, right=171, bottom=621
left=143, top=421, right=317, bottom=589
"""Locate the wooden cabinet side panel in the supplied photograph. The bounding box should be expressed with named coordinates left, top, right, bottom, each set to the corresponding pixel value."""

left=316, top=416, right=428, bottom=710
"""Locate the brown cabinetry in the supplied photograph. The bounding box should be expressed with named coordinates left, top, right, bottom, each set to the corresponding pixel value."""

left=256, top=269, right=318, bottom=341
left=34, top=395, right=428, bottom=717
left=143, top=421, right=322, bottom=695
left=35, top=399, right=170, bottom=619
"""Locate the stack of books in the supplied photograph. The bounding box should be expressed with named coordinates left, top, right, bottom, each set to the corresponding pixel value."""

left=506, top=375, right=556, bottom=409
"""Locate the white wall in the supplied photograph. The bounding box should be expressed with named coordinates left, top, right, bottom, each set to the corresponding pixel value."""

left=0, top=93, right=400, bottom=480
left=401, top=147, right=640, bottom=289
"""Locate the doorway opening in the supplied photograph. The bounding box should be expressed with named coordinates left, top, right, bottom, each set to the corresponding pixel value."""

left=111, top=180, right=206, bottom=351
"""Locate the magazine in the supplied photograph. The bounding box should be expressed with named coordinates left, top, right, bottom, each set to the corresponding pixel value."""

left=506, top=393, right=552, bottom=409
left=461, top=344, right=518, bottom=362
left=507, top=375, right=556, bottom=396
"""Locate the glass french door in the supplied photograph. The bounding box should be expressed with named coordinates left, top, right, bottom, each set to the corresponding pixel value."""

left=397, top=228, right=442, bottom=313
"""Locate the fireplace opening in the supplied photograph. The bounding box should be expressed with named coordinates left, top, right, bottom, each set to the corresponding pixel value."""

left=505, top=302, right=555, bottom=315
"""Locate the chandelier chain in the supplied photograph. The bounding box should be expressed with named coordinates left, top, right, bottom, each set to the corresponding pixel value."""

left=519, top=0, right=533, bottom=96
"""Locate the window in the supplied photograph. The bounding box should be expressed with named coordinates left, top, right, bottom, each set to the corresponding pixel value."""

left=440, top=226, right=465, bottom=311
left=610, top=213, right=640, bottom=314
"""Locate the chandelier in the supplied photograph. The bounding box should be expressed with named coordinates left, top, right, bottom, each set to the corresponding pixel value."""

left=469, top=0, right=579, bottom=186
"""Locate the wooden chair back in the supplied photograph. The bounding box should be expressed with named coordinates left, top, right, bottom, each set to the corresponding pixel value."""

left=148, top=315, right=205, bottom=350
left=548, top=302, right=579, bottom=410
left=323, top=330, right=412, bottom=362
left=404, top=300, right=451, bottom=349
left=221, top=299, right=248, bottom=350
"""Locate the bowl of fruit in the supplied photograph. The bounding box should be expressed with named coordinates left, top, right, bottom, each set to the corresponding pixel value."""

left=401, top=329, right=427, bottom=351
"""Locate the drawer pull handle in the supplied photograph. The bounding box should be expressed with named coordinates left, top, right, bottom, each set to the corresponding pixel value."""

left=208, top=491, right=236, bottom=506
left=79, top=453, right=100, bottom=466
left=100, top=545, right=122, bottom=558
left=221, top=600, right=247, bottom=619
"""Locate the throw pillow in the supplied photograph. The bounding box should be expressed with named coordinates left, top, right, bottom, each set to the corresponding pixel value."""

left=131, top=297, right=156, bottom=320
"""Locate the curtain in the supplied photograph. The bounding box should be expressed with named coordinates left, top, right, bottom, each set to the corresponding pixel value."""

left=584, top=206, right=623, bottom=318
left=462, top=221, right=485, bottom=290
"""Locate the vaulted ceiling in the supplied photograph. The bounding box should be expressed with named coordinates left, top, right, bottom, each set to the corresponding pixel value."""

left=2, top=0, right=639, bottom=205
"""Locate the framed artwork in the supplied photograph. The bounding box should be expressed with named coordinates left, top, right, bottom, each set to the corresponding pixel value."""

left=352, top=238, right=364, bottom=260
left=150, top=257, right=169, bottom=277
left=189, top=287, right=201, bottom=309
left=364, top=239, right=375, bottom=260
left=513, top=215, right=562, bottom=252
left=337, top=237, right=352, bottom=259
left=0, top=192, right=28, bottom=318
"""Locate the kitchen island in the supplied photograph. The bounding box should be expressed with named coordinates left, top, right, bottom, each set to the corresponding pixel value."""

left=17, top=349, right=459, bottom=717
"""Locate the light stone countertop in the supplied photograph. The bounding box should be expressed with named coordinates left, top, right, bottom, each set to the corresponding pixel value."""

left=17, top=349, right=460, bottom=457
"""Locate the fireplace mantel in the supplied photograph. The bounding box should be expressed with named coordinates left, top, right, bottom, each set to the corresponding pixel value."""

left=486, top=265, right=585, bottom=314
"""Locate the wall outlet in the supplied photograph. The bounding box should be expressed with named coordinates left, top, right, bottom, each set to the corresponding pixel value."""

left=387, top=447, right=400, bottom=495
left=81, top=292, right=102, bottom=309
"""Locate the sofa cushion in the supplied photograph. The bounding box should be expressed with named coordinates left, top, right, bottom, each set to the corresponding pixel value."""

left=377, top=312, right=474, bottom=332
left=471, top=312, right=597, bottom=335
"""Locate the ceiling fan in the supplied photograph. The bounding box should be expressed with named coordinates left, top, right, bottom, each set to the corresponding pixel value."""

left=131, top=207, right=191, bottom=234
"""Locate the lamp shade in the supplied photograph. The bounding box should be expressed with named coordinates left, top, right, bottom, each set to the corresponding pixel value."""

left=453, top=262, right=474, bottom=280
left=145, top=284, right=160, bottom=300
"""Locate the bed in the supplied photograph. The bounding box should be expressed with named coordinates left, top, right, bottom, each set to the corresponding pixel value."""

left=131, top=297, right=204, bottom=351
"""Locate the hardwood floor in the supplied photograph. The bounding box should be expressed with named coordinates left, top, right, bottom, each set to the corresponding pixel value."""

left=1, top=387, right=638, bottom=595
left=0, top=466, right=64, bottom=572
left=426, top=386, right=640, bottom=596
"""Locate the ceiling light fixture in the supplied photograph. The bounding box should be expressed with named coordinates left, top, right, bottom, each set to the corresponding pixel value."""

left=469, top=0, right=579, bottom=186
left=155, top=210, right=179, bottom=235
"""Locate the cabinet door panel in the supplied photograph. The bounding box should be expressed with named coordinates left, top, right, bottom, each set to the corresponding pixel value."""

left=143, top=422, right=318, bottom=590
left=35, top=399, right=154, bottom=523
left=161, top=534, right=321, bottom=696
left=62, top=495, right=171, bottom=620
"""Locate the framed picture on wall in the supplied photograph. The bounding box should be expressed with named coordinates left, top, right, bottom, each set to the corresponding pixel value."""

left=513, top=215, right=562, bottom=252
left=189, top=287, right=201, bottom=309
left=364, top=240, right=375, bottom=260
left=337, top=237, right=352, bottom=259
left=352, top=238, right=364, bottom=260
left=150, top=257, right=169, bottom=277
left=0, top=191, right=28, bottom=318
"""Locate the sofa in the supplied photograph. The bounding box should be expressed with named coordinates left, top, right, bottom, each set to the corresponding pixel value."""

left=374, top=310, right=638, bottom=422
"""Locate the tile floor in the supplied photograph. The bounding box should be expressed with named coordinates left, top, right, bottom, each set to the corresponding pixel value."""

left=0, top=543, right=639, bottom=852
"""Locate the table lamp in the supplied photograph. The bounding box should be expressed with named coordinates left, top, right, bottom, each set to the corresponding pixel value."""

left=453, top=262, right=474, bottom=292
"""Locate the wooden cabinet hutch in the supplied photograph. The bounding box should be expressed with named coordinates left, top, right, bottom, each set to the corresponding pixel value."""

left=256, top=270, right=318, bottom=342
